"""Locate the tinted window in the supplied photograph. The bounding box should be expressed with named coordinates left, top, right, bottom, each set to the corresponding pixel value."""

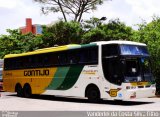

left=90, top=47, right=98, bottom=64
left=79, top=49, right=89, bottom=64
left=120, top=45, right=149, bottom=55
left=102, top=58, right=123, bottom=85
left=102, top=44, right=123, bottom=85
left=4, top=46, right=98, bottom=70
left=79, top=47, right=98, bottom=64
left=68, top=50, right=79, bottom=64
left=58, top=51, right=68, bottom=65
left=102, top=44, right=119, bottom=57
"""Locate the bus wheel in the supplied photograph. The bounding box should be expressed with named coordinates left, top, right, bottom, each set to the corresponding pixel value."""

left=86, top=85, right=100, bottom=102
left=23, top=84, right=32, bottom=98
left=15, top=84, right=23, bottom=97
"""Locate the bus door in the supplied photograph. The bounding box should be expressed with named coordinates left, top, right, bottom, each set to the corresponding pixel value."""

left=102, top=57, right=124, bottom=98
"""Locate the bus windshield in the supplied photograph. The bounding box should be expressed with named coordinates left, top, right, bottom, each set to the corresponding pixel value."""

left=102, top=44, right=153, bottom=85
left=124, top=57, right=153, bottom=82
left=120, top=45, right=149, bottom=56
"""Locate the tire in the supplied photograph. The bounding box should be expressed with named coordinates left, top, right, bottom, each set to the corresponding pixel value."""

left=86, top=86, right=100, bottom=102
left=15, top=84, right=23, bottom=97
left=23, top=84, right=32, bottom=98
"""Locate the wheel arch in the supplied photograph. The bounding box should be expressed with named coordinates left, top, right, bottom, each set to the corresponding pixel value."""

left=85, top=83, right=101, bottom=98
left=23, top=83, right=32, bottom=98
left=23, top=83, right=32, bottom=93
left=15, top=83, right=22, bottom=92
left=23, top=83, right=31, bottom=88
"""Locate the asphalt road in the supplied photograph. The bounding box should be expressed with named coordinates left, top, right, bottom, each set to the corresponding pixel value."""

left=0, top=92, right=160, bottom=111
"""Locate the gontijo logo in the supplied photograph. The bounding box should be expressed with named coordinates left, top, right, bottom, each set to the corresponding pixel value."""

left=24, top=69, right=49, bottom=76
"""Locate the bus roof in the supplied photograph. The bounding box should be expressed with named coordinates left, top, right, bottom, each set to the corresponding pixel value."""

left=4, top=44, right=81, bottom=58
left=4, top=41, right=146, bottom=59
left=4, top=43, right=97, bottom=59
left=91, top=40, right=146, bottom=46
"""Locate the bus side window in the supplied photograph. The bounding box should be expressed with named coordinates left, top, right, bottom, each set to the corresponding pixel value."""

left=5, top=59, right=12, bottom=70
left=79, top=49, right=89, bottom=64
left=43, top=54, right=50, bottom=67
left=50, top=52, right=59, bottom=66
left=68, top=50, right=79, bottom=65
left=12, top=59, right=17, bottom=69
left=23, top=57, right=29, bottom=68
left=35, top=55, right=42, bottom=67
left=58, top=52, right=68, bottom=66
left=15, top=58, right=23, bottom=69
left=102, top=44, right=119, bottom=57
left=89, top=47, right=98, bottom=64
left=28, top=56, right=35, bottom=68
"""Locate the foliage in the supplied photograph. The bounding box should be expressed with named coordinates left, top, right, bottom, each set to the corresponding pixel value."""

left=82, top=27, right=106, bottom=43
left=0, top=18, right=133, bottom=57
left=34, top=0, right=107, bottom=22
left=131, top=16, right=160, bottom=94
left=82, top=18, right=133, bottom=43
left=82, top=17, right=105, bottom=30
left=41, top=21, right=83, bottom=46
left=132, top=16, right=160, bottom=77
left=0, top=29, right=43, bottom=58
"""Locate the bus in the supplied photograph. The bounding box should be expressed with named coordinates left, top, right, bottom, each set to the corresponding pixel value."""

left=3, top=41, right=156, bottom=100
left=0, top=59, right=4, bottom=91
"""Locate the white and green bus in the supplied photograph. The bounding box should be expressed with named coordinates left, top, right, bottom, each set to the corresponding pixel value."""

left=3, top=41, right=155, bottom=100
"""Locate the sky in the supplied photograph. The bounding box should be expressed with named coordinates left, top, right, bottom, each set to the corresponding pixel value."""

left=0, top=0, right=160, bottom=35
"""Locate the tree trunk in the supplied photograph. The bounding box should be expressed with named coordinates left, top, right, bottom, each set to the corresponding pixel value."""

left=58, top=0, right=67, bottom=22
left=78, top=5, right=85, bottom=22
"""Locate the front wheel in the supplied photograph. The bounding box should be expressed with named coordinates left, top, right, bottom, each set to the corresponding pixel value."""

left=86, top=86, right=100, bottom=102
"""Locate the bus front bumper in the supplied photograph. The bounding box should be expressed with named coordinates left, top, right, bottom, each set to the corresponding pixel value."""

left=122, top=87, right=156, bottom=100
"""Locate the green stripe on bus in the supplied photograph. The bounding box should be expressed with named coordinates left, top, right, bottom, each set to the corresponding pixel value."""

left=47, top=67, right=70, bottom=90
left=80, top=43, right=97, bottom=48
left=57, top=65, right=84, bottom=90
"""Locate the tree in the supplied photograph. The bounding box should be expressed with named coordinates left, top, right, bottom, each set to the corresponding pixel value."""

left=82, top=17, right=106, bottom=31
left=132, top=16, right=160, bottom=78
left=41, top=21, right=83, bottom=46
left=0, top=29, right=43, bottom=58
left=82, top=27, right=106, bottom=43
left=103, top=19, right=133, bottom=40
left=82, top=18, right=133, bottom=43
left=131, top=16, right=160, bottom=94
left=0, top=29, right=23, bottom=58
left=34, top=0, right=107, bottom=22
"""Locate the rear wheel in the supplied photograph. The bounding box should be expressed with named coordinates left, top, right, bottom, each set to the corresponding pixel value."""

left=86, top=86, right=100, bottom=102
left=23, top=84, right=32, bottom=98
left=15, top=84, right=23, bottom=97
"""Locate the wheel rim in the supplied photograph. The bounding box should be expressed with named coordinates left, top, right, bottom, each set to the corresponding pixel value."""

left=24, top=85, right=31, bottom=98
left=87, top=87, right=100, bottom=100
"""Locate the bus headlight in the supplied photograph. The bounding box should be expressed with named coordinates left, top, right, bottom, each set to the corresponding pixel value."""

left=130, top=92, right=136, bottom=99
left=126, top=86, right=136, bottom=89
left=126, top=86, right=130, bottom=89
left=131, top=86, right=136, bottom=89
